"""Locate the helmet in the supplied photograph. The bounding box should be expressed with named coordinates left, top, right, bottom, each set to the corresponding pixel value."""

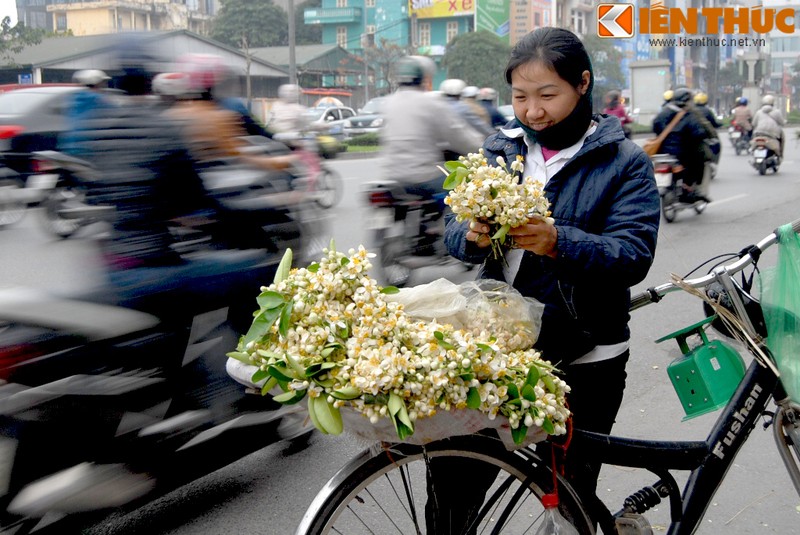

left=73, top=69, right=110, bottom=88
left=176, top=53, right=232, bottom=96
left=477, top=87, right=497, bottom=101
left=663, top=90, right=674, bottom=102
left=738, top=97, right=748, bottom=106
left=152, top=72, right=190, bottom=97
left=694, top=92, right=708, bottom=105
left=671, top=87, right=693, bottom=107
left=393, top=55, right=435, bottom=86
left=439, top=78, right=467, bottom=97
left=461, top=85, right=480, bottom=99
left=762, top=94, right=775, bottom=106
left=278, top=83, right=301, bottom=103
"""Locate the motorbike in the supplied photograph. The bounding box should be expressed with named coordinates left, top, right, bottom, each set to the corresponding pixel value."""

left=728, top=123, right=750, bottom=155
left=0, top=163, right=61, bottom=230
left=651, top=153, right=709, bottom=223
left=0, top=152, right=324, bottom=533
left=749, top=134, right=781, bottom=175
left=364, top=179, right=474, bottom=287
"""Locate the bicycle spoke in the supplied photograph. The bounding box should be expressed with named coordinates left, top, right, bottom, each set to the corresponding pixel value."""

left=489, top=476, right=538, bottom=535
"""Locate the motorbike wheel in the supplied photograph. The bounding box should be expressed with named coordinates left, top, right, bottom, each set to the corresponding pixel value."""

left=661, top=196, right=677, bottom=223
left=0, top=179, right=26, bottom=228
left=758, top=161, right=767, bottom=176
left=734, top=145, right=742, bottom=156
left=314, top=167, right=343, bottom=209
left=40, top=188, right=84, bottom=239
left=380, top=236, right=411, bottom=287
left=694, top=201, right=707, bottom=214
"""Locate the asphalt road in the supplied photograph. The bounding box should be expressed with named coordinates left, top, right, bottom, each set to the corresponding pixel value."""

left=2, top=131, right=800, bottom=534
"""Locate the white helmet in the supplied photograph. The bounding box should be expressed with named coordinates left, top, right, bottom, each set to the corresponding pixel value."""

left=72, top=69, right=110, bottom=87
left=278, top=83, right=301, bottom=103
left=439, top=78, right=466, bottom=97
left=477, top=87, right=497, bottom=101
left=152, top=72, right=190, bottom=97
left=461, top=85, right=480, bottom=99
left=762, top=94, right=775, bottom=106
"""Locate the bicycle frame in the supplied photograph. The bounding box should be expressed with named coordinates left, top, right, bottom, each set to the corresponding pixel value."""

left=574, top=219, right=800, bottom=534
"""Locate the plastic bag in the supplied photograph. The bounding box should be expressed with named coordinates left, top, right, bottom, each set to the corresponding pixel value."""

left=761, top=224, right=800, bottom=403
left=385, top=278, right=545, bottom=349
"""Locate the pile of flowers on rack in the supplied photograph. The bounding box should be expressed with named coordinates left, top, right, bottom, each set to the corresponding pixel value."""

left=442, top=149, right=554, bottom=261
left=227, top=245, right=570, bottom=445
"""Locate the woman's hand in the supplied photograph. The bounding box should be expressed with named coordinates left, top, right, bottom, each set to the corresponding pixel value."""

left=508, top=217, right=558, bottom=258
left=466, top=220, right=492, bottom=248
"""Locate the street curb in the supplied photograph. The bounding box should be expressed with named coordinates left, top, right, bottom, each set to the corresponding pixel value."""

left=336, top=151, right=379, bottom=160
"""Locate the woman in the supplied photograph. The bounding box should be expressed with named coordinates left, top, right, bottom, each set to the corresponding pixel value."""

left=603, top=89, right=633, bottom=138
left=439, top=27, right=661, bottom=532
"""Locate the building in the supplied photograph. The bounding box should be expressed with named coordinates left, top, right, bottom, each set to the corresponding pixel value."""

left=509, top=0, right=552, bottom=45
left=16, top=0, right=220, bottom=35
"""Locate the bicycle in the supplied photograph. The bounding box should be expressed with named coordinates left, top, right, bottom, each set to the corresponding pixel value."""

left=294, top=217, right=800, bottom=535
left=269, top=132, right=344, bottom=209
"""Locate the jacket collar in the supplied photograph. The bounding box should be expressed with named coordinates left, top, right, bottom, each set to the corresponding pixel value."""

left=500, top=115, right=625, bottom=158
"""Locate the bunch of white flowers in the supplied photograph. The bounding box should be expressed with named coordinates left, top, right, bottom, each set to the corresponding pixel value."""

left=227, top=245, right=571, bottom=445
left=442, top=149, right=553, bottom=260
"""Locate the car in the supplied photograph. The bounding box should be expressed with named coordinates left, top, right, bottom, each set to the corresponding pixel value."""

left=302, top=105, right=356, bottom=139
left=343, top=96, right=386, bottom=139
left=0, top=85, right=83, bottom=184
left=498, top=104, right=514, bottom=122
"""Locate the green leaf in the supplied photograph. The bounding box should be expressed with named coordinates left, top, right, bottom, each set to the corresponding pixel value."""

left=226, top=351, right=252, bottom=364
left=380, top=286, right=400, bottom=295
left=307, top=262, right=320, bottom=273
left=492, top=223, right=511, bottom=241
left=330, top=386, right=362, bottom=400
left=278, top=300, right=294, bottom=338
left=507, top=383, right=520, bottom=399
left=443, top=171, right=462, bottom=190
left=328, top=238, right=336, bottom=252
left=434, top=331, right=445, bottom=341
left=340, top=256, right=350, bottom=266
left=260, top=376, right=278, bottom=396
left=541, top=418, right=555, bottom=435
left=526, top=366, right=541, bottom=388
left=542, top=375, right=557, bottom=393
left=456, top=167, right=470, bottom=182
left=313, top=376, right=335, bottom=388
left=466, top=387, right=481, bottom=409
left=273, top=248, right=293, bottom=284
left=489, top=186, right=498, bottom=199
left=242, top=306, right=282, bottom=345
left=251, top=368, right=270, bottom=384
left=313, top=396, right=343, bottom=435
left=267, top=364, right=297, bottom=383
left=307, top=396, right=327, bottom=434
left=460, top=372, right=474, bottom=381
left=511, top=424, right=528, bottom=445
left=273, top=390, right=305, bottom=404
left=285, top=352, right=306, bottom=379
left=444, top=160, right=466, bottom=172
left=388, top=393, right=414, bottom=440
left=307, top=361, right=337, bottom=377
left=521, top=384, right=537, bottom=402
left=476, top=343, right=495, bottom=353
left=256, top=291, right=285, bottom=310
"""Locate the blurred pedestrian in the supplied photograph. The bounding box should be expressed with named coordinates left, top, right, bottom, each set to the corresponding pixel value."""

left=602, top=89, right=632, bottom=138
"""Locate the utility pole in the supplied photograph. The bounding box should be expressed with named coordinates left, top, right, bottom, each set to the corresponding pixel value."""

left=363, top=0, right=369, bottom=103
left=288, top=0, right=297, bottom=85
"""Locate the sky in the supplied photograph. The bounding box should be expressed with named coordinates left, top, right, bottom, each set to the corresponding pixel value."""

left=1, top=1, right=16, bottom=25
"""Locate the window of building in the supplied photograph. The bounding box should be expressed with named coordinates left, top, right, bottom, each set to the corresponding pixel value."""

left=55, top=12, right=67, bottom=31
left=543, top=9, right=550, bottom=26
left=336, top=0, right=347, bottom=7
left=534, top=12, right=540, bottom=26
left=335, top=75, right=348, bottom=86
left=570, top=9, right=585, bottom=35
left=366, top=0, right=375, bottom=7
left=418, top=22, right=431, bottom=46
left=337, top=26, right=347, bottom=48
left=446, top=21, right=458, bottom=43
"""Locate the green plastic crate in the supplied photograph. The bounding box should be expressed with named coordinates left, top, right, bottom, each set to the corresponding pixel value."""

left=657, top=317, right=746, bottom=420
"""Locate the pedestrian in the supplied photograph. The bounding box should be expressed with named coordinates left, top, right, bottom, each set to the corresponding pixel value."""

left=602, top=89, right=633, bottom=138
left=436, top=26, right=661, bottom=534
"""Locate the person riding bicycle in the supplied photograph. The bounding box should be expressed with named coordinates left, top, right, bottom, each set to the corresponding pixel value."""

left=751, top=94, right=785, bottom=159
left=732, top=96, right=753, bottom=143
left=652, top=87, right=715, bottom=203
left=441, top=27, right=661, bottom=533
left=380, top=56, right=484, bottom=249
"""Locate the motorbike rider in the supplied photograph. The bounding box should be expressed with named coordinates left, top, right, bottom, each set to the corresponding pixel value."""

left=652, top=87, right=715, bottom=203
left=751, top=94, right=785, bottom=159
left=461, top=85, right=496, bottom=136
left=662, top=89, right=674, bottom=107
left=380, top=56, right=484, bottom=250
left=602, top=89, right=633, bottom=138
left=477, top=86, right=508, bottom=128
left=693, top=92, right=721, bottom=128
left=59, top=69, right=114, bottom=154
left=267, top=83, right=312, bottom=135
left=732, top=96, right=753, bottom=143
left=439, top=78, right=496, bottom=138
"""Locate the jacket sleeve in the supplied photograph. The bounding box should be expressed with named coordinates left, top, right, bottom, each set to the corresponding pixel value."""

left=552, top=146, right=661, bottom=288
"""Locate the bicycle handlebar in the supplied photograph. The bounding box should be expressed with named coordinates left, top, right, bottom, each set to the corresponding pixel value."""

left=630, top=216, right=800, bottom=312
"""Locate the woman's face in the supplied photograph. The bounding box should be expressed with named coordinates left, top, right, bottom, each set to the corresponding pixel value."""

left=511, top=60, right=591, bottom=131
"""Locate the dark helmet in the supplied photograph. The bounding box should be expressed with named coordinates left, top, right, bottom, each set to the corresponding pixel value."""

left=393, top=55, right=436, bottom=86
left=672, top=87, right=694, bottom=108
left=112, top=33, right=161, bottom=95
left=738, top=97, right=748, bottom=106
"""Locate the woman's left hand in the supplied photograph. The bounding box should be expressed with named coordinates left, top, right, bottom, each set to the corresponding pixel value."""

left=508, top=217, right=558, bottom=258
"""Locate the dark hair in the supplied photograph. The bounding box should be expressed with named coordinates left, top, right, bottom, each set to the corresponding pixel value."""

left=504, top=27, right=594, bottom=98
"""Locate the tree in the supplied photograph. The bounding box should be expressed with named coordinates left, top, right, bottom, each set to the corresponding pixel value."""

left=1, top=17, right=44, bottom=65
left=580, top=35, right=626, bottom=111
left=211, top=0, right=288, bottom=49
left=294, top=0, right=322, bottom=45
left=366, top=38, right=406, bottom=93
left=442, top=31, right=511, bottom=102
left=718, top=62, right=746, bottom=113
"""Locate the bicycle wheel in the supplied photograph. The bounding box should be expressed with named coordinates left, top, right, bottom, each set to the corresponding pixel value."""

left=314, top=167, right=343, bottom=209
left=296, top=434, right=594, bottom=535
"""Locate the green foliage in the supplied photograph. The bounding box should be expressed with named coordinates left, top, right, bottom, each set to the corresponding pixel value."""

left=343, top=133, right=380, bottom=147
left=367, top=38, right=407, bottom=92
left=441, top=31, right=512, bottom=103
left=581, top=35, right=626, bottom=111
left=295, top=0, right=322, bottom=45
left=211, top=0, right=288, bottom=48
left=1, top=17, right=44, bottom=66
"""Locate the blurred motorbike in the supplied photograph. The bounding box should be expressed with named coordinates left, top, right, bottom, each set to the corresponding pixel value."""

left=0, top=152, right=323, bottom=534
left=270, top=132, right=343, bottom=209
left=749, top=134, right=781, bottom=175
left=728, top=123, right=750, bottom=155
left=364, top=180, right=474, bottom=287
left=651, top=153, right=708, bottom=223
